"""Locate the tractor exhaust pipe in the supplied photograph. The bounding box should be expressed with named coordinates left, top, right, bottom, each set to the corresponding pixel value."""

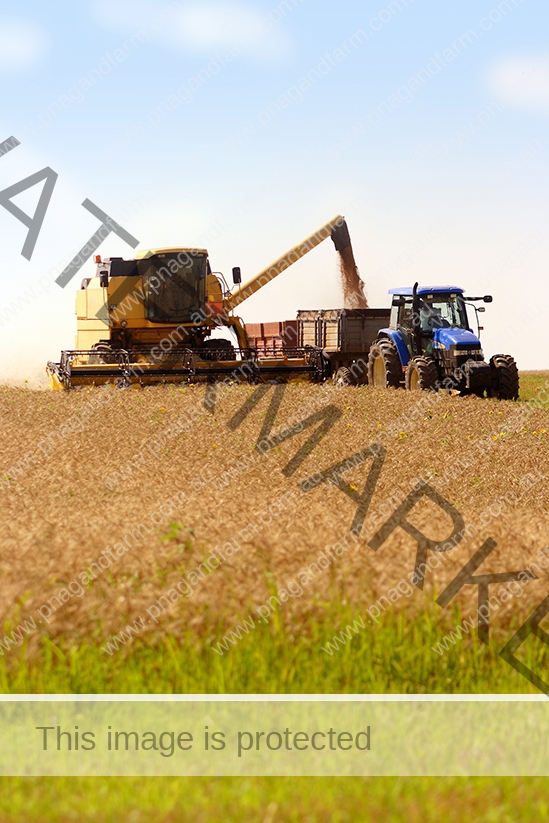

left=412, top=281, right=422, bottom=356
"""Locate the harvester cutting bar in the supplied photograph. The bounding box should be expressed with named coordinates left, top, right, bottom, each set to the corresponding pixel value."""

left=46, top=346, right=326, bottom=389
left=47, top=350, right=183, bottom=390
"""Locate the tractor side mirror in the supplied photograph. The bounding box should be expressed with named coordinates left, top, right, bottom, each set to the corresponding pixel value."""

left=232, top=267, right=241, bottom=285
left=483, top=295, right=493, bottom=303
left=478, top=307, right=485, bottom=313
left=99, top=270, right=109, bottom=287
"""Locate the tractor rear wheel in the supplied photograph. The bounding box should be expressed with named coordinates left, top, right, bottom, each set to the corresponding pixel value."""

left=367, top=339, right=402, bottom=388
left=490, top=354, right=519, bottom=400
left=405, top=356, right=439, bottom=392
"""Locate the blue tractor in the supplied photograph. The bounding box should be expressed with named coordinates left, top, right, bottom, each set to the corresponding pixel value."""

left=367, top=284, right=519, bottom=399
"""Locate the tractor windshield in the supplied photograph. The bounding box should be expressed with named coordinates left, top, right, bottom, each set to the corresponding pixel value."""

left=140, top=253, right=207, bottom=323
left=418, top=294, right=469, bottom=331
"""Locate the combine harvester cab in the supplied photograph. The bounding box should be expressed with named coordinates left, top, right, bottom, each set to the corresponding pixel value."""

left=47, top=216, right=352, bottom=390
left=367, top=284, right=519, bottom=399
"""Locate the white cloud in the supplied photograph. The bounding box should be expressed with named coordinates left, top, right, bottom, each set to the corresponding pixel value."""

left=0, top=17, right=48, bottom=71
left=90, top=0, right=162, bottom=34
left=175, top=3, right=293, bottom=62
left=90, top=0, right=294, bottom=63
left=489, top=54, right=549, bottom=111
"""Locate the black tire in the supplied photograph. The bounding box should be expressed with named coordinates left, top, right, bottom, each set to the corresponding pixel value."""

left=334, top=367, right=352, bottom=387
left=367, top=339, right=402, bottom=388
left=199, top=339, right=236, bottom=361
left=88, top=343, right=118, bottom=364
left=351, top=358, right=369, bottom=385
left=405, top=356, right=439, bottom=392
left=490, top=354, right=519, bottom=400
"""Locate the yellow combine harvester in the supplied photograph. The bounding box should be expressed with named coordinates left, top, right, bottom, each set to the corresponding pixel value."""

left=47, top=215, right=350, bottom=389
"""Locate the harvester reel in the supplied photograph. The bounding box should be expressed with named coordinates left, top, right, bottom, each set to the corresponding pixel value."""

left=367, top=339, right=402, bottom=388
left=405, top=356, right=438, bottom=392
left=489, top=354, right=519, bottom=400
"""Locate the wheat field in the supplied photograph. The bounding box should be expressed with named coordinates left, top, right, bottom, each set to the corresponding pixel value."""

left=1, top=377, right=549, bottom=659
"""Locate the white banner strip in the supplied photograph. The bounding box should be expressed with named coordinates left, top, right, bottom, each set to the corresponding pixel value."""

left=0, top=699, right=548, bottom=775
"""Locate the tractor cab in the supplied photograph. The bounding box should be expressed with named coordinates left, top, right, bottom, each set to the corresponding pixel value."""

left=388, top=286, right=480, bottom=358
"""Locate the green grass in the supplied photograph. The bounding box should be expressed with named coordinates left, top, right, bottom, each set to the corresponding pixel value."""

left=1, top=776, right=548, bottom=822
left=1, top=603, right=543, bottom=694
left=518, top=371, right=549, bottom=403
left=5, top=602, right=545, bottom=820
left=3, top=604, right=548, bottom=820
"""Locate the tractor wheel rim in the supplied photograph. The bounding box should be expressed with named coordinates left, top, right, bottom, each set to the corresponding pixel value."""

left=373, top=355, right=386, bottom=386
left=410, top=369, right=419, bottom=390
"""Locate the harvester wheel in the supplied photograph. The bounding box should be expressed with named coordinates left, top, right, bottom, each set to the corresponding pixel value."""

left=88, top=343, right=117, bottom=364
left=334, top=367, right=352, bottom=387
left=405, top=356, right=439, bottom=392
left=490, top=354, right=519, bottom=400
left=199, top=339, right=236, bottom=361
left=367, top=340, right=402, bottom=388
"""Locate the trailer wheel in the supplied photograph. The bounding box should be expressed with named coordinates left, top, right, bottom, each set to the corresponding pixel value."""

left=490, top=354, right=519, bottom=400
left=334, top=367, right=352, bottom=387
left=405, top=356, right=438, bottom=392
left=368, top=340, right=402, bottom=388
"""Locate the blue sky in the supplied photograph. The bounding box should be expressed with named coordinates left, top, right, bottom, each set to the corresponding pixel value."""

left=0, top=0, right=548, bottom=383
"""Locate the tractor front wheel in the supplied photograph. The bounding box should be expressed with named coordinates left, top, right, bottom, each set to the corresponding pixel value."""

left=490, top=355, right=519, bottom=400
left=405, top=356, right=439, bottom=391
left=367, top=340, right=402, bottom=388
